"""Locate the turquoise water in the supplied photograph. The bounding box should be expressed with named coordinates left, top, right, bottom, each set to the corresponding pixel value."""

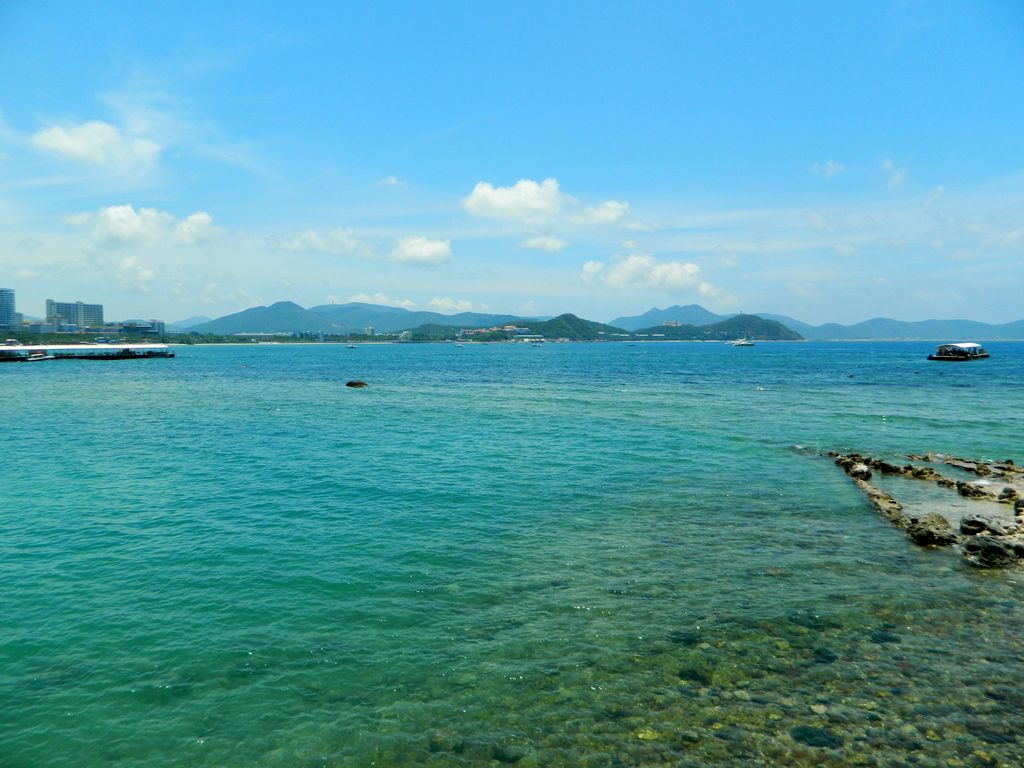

left=3, top=341, right=1023, bottom=767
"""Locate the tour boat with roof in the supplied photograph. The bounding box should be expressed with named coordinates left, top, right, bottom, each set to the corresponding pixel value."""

left=927, top=343, right=989, bottom=361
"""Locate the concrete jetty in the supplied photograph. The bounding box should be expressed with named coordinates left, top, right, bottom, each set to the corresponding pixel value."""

left=0, top=343, right=175, bottom=361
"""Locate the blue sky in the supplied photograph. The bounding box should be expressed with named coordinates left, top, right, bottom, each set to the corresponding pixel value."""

left=1, top=0, right=1022, bottom=324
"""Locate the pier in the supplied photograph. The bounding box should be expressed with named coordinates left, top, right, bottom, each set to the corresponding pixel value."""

left=0, top=343, right=175, bottom=361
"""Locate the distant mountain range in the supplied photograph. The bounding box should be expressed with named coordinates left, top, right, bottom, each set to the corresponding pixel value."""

left=172, top=315, right=213, bottom=329
left=612, top=304, right=1024, bottom=340
left=185, top=301, right=545, bottom=335
left=178, top=300, right=1024, bottom=340
left=375, top=313, right=799, bottom=341
left=308, top=302, right=540, bottom=333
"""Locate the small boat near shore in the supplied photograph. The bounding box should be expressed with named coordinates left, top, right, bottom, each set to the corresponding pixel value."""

left=728, top=338, right=755, bottom=347
left=927, top=343, right=989, bottom=361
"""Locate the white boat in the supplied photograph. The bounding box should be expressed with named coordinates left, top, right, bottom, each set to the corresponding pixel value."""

left=728, top=338, right=755, bottom=347
left=927, top=343, right=989, bottom=361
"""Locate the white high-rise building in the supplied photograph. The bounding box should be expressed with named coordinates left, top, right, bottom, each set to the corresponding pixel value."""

left=45, top=299, right=105, bottom=328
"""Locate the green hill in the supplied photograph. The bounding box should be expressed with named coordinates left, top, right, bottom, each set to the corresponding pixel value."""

left=636, top=314, right=802, bottom=340
left=524, top=314, right=627, bottom=340
left=188, top=301, right=339, bottom=334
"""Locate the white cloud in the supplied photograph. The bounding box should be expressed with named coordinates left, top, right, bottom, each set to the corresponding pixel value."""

left=581, top=260, right=605, bottom=283
left=68, top=204, right=172, bottom=246
left=521, top=235, right=568, bottom=252
left=882, top=158, right=907, bottom=190
left=810, top=160, right=846, bottom=179
left=115, top=256, right=156, bottom=291
left=66, top=204, right=216, bottom=248
left=582, top=253, right=703, bottom=291
left=350, top=292, right=416, bottom=309
left=15, top=268, right=39, bottom=279
left=198, top=283, right=260, bottom=308
left=31, top=121, right=161, bottom=171
left=577, top=200, right=630, bottom=225
left=698, top=282, right=723, bottom=298
left=276, top=228, right=362, bottom=256
left=390, top=236, right=451, bottom=265
left=463, top=177, right=631, bottom=232
left=462, top=178, right=564, bottom=223
left=429, top=296, right=474, bottom=313
left=173, top=211, right=219, bottom=245
left=377, top=175, right=406, bottom=187
left=833, top=243, right=856, bottom=257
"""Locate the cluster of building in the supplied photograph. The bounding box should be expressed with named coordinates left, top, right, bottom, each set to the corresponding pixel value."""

left=0, top=288, right=164, bottom=336
left=458, top=324, right=532, bottom=338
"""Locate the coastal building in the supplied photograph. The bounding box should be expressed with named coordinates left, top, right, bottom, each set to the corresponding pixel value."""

left=364, top=325, right=375, bottom=336
left=120, top=320, right=165, bottom=335
left=46, top=299, right=104, bottom=328
left=0, top=288, right=15, bottom=330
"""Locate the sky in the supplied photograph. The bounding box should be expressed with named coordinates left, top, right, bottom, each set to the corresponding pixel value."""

left=1, top=0, right=1022, bottom=325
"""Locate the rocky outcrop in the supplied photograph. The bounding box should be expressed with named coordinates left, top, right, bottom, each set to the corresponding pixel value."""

left=345, top=380, right=369, bottom=388
left=960, top=514, right=1017, bottom=537
left=831, top=451, right=1024, bottom=569
left=962, top=536, right=1024, bottom=569
left=905, top=514, right=957, bottom=547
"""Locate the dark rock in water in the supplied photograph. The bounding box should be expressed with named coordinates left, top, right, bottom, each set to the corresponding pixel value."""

left=963, top=536, right=1023, bottom=568
left=956, top=481, right=990, bottom=499
left=492, top=741, right=529, bottom=763
left=905, top=514, right=957, bottom=547
left=667, top=628, right=702, bottom=646
left=812, top=647, right=839, bottom=664
left=998, top=487, right=1019, bottom=502
left=677, top=666, right=714, bottom=685
left=870, top=460, right=901, bottom=475
left=960, top=514, right=1015, bottom=536
left=1015, top=499, right=1024, bottom=515
left=869, top=629, right=901, bottom=644
left=790, top=725, right=844, bottom=749
left=937, top=477, right=956, bottom=488
left=849, top=463, right=872, bottom=480
left=345, top=380, right=368, bottom=388
left=966, top=718, right=1018, bottom=744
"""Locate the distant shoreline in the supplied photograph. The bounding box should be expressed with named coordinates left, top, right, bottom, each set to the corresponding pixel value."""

left=163, top=338, right=1024, bottom=347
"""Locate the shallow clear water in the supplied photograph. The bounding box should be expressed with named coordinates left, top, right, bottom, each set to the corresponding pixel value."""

left=3, top=341, right=1023, bottom=767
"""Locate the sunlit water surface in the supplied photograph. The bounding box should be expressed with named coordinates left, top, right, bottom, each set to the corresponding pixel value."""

left=3, top=341, right=1024, bottom=767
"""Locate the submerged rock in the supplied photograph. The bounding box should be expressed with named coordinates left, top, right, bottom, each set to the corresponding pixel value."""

left=790, top=725, right=844, bottom=749
left=345, top=380, right=369, bottom=388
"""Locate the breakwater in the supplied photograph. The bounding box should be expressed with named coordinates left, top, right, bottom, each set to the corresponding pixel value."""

left=0, top=343, right=174, bottom=361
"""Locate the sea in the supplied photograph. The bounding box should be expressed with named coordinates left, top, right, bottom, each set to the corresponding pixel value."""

left=3, top=341, right=1023, bottom=767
